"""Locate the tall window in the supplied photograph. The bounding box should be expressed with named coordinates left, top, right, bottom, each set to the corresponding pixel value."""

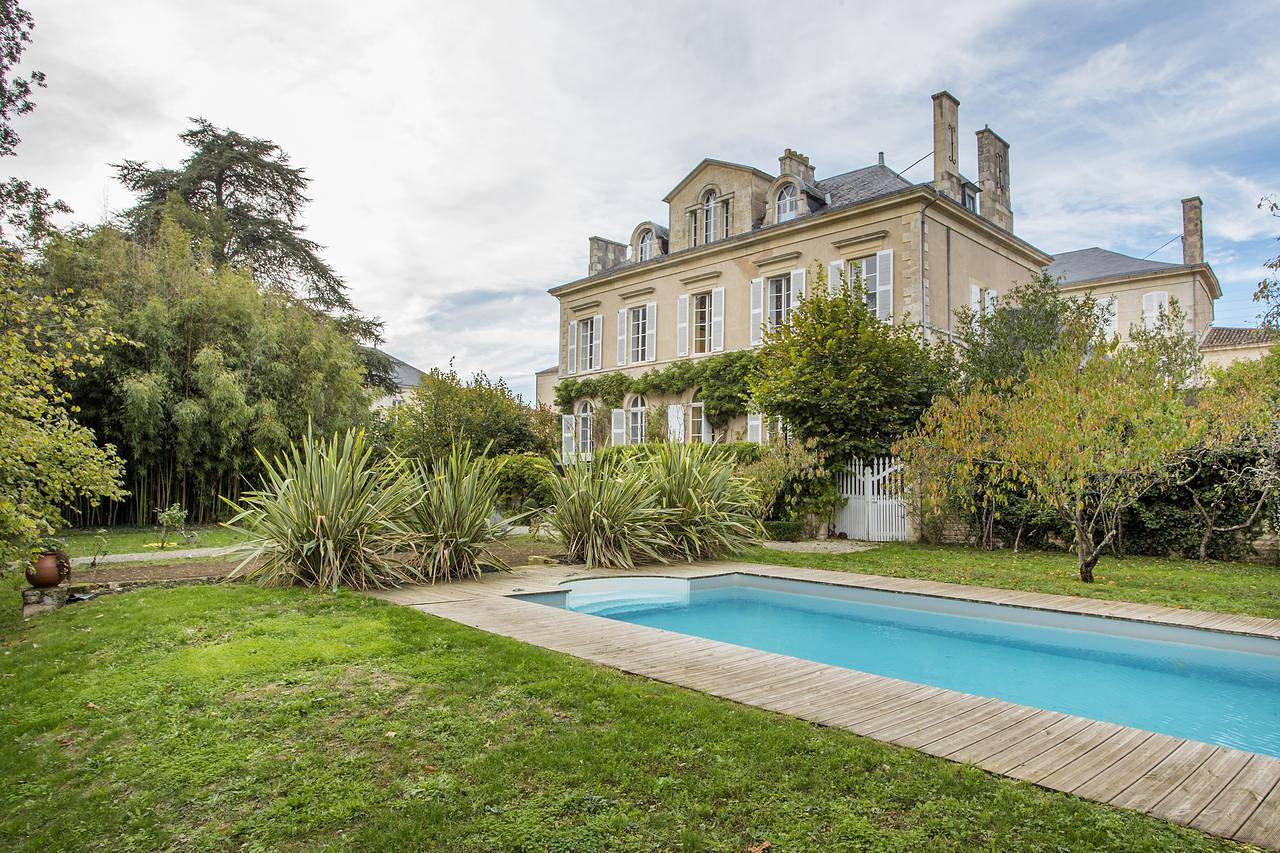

left=768, top=274, right=792, bottom=327
left=638, top=229, right=654, bottom=262
left=628, top=395, right=646, bottom=444
left=577, top=401, right=593, bottom=458
left=851, top=255, right=879, bottom=316
left=689, top=391, right=705, bottom=444
left=776, top=184, right=798, bottom=222
left=578, top=316, right=598, bottom=371
left=692, top=292, right=712, bottom=354
left=629, top=305, right=648, bottom=363
left=702, top=190, right=719, bottom=244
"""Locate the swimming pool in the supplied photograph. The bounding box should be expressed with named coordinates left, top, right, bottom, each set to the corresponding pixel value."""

left=518, top=573, right=1280, bottom=758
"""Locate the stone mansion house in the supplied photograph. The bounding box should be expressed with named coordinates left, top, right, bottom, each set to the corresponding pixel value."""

left=535, top=91, right=1272, bottom=458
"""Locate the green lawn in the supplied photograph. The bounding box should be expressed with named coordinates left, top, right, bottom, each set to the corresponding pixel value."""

left=55, top=525, right=251, bottom=558
left=0, top=586, right=1242, bottom=851
left=740, top=544, right=1280, bottom=620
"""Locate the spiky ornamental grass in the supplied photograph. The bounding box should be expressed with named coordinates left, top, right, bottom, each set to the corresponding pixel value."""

left=224, top=428, right=418, bottom=591
left=546, top=444, right=763, bottom=570
left=400, top=443, right=512, bottom=583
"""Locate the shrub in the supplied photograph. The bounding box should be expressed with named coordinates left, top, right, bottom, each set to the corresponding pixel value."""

left=543, top=457, right=673, bottom=569
left=647, top=443, right=763, bottom=561
left=762, top=520, right=804, bottom=541
left=492, top=452, right=556, bottom=515
left=400, top=444, right=510, bottom=582
left=224, top=428, right=417, bottom=590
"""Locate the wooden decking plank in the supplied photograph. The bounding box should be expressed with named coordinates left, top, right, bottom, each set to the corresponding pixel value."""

left=1146, top=747, right=1253, bottom=825
left=1236, top=774, right=1280, bottom=847
left=998, top=720, right=1126, bottom=781
left=1070, top=733, right=1184, bottom=801
left=1036, top=727, right=1154, bottom=790
left=893, top=699, right=1020, bottom=750
left=1191, top=754, right=1280, bottom=838
left=836, top=685, right=949, bottom=732
left=1110, top=740, right=1219, bottom=812
left=964, top=714, right=1093, bottom=772
left=944, top=711, right=1077, bottom=765
left=866, top=694, right=996, bottom=742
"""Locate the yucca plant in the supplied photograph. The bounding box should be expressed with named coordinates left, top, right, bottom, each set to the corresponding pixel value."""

left=399, top=443, right=511, bottom=583
left=646, top=443, right=764, bottom=561
left=544, top=456, right=674, bottom=569
left=223, top=428, right=418, bottom=590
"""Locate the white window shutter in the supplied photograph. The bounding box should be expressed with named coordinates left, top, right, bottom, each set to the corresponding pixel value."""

left=876, top=250, right=893, bottom=320
left=747, top=413, right=762, bottom=444
left=750, top=277, right=764, bottom=344
left=644, top=301, right=657, bottom=362
left=667, top=404, right=685, bottom=443
left=710, top=287, right=725, bottom=352
left=676, top=294, right=689, bottom=357
left=827, top=260, right=843, bottom=295
left=617, top=308, right=627, bottom=366
left=611, top=408, right=626, bottom=445
left=561, top=414, right=575, bottom=459
left=970, top=284, right=982, bottom=313
left=591, top=314, right=603, bottom=369
left=791, top=268, right=806, bottom=308
left=701, top=410, right=712, bottom=443
left=566, top=319, right=578, bottom=374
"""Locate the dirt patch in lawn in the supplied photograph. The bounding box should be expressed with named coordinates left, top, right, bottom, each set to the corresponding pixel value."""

left=489, top=537, right=562, bottom=567
left=70, top=558, right=236, bottom=585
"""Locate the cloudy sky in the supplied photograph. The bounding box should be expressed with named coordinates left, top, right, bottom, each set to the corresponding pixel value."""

left=14, top=0, right=1280, bottom=401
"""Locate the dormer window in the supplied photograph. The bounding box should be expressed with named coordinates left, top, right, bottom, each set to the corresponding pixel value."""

left=776, top=183, right=798, bottom=222
left=702, top=190, right=728, bottom=244
left=638, top=229, right=654, bottom=262
left=962, top=185, right=979, bottom=213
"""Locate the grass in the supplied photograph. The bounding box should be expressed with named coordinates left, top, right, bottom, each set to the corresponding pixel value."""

left=0, top=585, right=1246, bottom=851
left=56, top=525, right=252, bottom=558
left=739, top=543, right=1280, bottom=619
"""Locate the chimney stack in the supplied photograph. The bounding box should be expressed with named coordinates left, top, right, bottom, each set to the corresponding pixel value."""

left=778, top=148, right=815, bottom=184
left=931, top=91, right=961, bottom=201
left=587, top=236, right=627, bottom=276
left=1181, top=196, right=1203, bottom=265
left=976, top=126, right=1012, bottom=231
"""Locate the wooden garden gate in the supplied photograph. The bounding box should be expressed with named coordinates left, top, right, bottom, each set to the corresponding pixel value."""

left=835, top=456, right=908, bottom=542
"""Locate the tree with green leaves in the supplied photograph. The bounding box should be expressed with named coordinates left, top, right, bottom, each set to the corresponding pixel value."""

left=113, top=119, right=385, bottom=349
left=0, top=256, right=126, bottom=565
left=1256, top=196, right=1279, bottom=329
left=383, top=364, right=555, bottom=463
left=43, top=219, right=373, bottom=524
left=902, top=325, right=1199, bottom=583
left=748, top=264, right=953, bottom=462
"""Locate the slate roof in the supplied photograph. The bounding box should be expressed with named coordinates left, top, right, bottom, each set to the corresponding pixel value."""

left=378, top=350, right=426, bottom=390
left=816, top=164, right=913, bottom=207
left=1046, top=247, right=1182, bottom=285
left=1200, top=326, right=1279, bottom=349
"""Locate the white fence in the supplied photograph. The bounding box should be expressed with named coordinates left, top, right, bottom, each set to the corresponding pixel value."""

left=834, top=456, right=909, bottom=542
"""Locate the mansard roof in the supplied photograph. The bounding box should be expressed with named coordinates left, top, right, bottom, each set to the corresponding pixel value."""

left=817, top=164, right=912, bottom=207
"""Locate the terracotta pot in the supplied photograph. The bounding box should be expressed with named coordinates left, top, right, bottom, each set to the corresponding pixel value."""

left=26, top=552, right=62, bottom=588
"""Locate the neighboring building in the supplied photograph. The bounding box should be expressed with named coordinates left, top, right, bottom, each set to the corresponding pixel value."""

left=534, top=364, right=558, bottom=409
left=1198, top=326, right=1279, bottom=370
left=372, top=351, right=426, bottom=410
left=1046, top=196, right=1220, bottom=341
left=545, top=92, right=1051, bottom=457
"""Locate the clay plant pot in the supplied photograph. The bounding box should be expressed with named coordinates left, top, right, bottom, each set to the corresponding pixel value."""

left=26, top=552, right=62, bottom=588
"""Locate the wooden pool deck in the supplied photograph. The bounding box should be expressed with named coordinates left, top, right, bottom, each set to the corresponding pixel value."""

left=366, top=561, right=1280, bottom=848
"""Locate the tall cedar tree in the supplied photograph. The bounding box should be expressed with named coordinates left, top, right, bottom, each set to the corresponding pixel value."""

left=113, top=119, right=394, bottom=391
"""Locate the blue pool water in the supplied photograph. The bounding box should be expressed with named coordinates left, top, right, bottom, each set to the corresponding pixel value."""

left=519, top=574, right=1280, bottom=757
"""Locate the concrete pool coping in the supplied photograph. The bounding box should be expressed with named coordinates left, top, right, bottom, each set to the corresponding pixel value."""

left=366, top=560, right=1280, bottom=847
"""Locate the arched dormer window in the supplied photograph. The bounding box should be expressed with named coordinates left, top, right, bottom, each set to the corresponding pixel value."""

left=627, top=394, right=646, bottom=444
left=702, top=190, right=720, bottom=245
left=577, top=401, right=594, bottom=458
left=776, top=183, right=798, bottom=223
left=638, top=229, right=654, bottom=262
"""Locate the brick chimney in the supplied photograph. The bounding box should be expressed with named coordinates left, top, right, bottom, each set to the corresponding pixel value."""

left=1181, top=196, right=1203, bottom=265
left=932, top=91, right=961, bottom=202
left=778, top=148, right=815, bottom=184
left=976, top=126, right=1012, bottom=231
left=587, top=236, right=628, bottom=276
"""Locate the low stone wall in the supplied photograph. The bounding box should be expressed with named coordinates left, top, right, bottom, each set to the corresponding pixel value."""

left=20, top=575, right=225, bottom=620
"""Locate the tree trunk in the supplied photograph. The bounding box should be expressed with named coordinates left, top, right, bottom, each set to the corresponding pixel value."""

left=1013, top=522, right=1024, bottom=555
left=1078, top=552, right=1097, bottom=583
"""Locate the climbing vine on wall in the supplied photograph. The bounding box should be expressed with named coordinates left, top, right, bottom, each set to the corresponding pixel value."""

left=554, top=350, right=758, bottom=427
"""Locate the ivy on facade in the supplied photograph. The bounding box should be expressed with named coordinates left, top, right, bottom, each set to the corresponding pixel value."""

left=554, top=350, right=757, bottom=427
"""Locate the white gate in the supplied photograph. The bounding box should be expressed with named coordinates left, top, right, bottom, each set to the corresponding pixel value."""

left=835, top=456, right=908, bottom=542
